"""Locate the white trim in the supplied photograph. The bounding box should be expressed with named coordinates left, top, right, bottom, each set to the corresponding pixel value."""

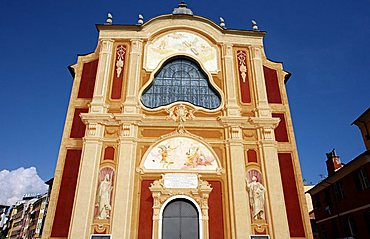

left=158, top=195, right=203, bottom=239
left=90, top=234, right=112, bottom=239
left=249, top=235, right=270, bottom=239
left=316, top=203, right=370, bottom=224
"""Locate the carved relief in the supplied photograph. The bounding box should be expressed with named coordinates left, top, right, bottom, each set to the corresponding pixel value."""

left=237, top=50, right=247, bottom=83
left=230, top=126, right=242, bottom=139
left=145, top=31, right=218, bottom=73
left=88, top=124, right=97, bottom=136
left=149, top=175, right=212, bottom=239
left=115, top=45, right=126, bottom=78
left=104, top=126, right=119, bottom=138
left=166, top=104, right=194, bottom=130
left=94, top=168, right=114, bottom=220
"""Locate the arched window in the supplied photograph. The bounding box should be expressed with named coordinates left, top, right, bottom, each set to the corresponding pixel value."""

left=141, top=58, right=221, bottom=110
left=162, top=198, right=199, bottom=239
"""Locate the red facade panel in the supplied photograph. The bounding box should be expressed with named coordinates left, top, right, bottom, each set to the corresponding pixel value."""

left=247, top=149, right=258, bottom=163
left=263, top=66, right=282, bottom=104
left=78, top=59, right=98, bottom=98
left=272, top=113, right=289, bottom=142
left=70, top=108, right=88, bottom=138
left=51, top=150, right=82, bottom=237
left=138, top=180, right=154, bottom=239
left=278, top=153, right=305, bottom=237
left=208, top=181, right=225, bottom=239
left=236, top=50, right=251, bottom=103
left=104, top=147, right=115, bottom=160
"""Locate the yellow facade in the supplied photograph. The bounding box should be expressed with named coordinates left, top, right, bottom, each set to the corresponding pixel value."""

left=43, top=5, right=312, bottom=239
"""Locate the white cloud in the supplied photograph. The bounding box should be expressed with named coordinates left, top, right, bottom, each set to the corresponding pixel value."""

left=0, top=167, right=48, bottom=206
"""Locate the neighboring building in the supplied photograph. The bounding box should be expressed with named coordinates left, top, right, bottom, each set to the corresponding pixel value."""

left=308, top=108, right=370, bottom=239
left=304, top=185, right=319, bottom=238
left=6, top=193, right=50, bottom=239
left=43, top=3, right=312, bottom=239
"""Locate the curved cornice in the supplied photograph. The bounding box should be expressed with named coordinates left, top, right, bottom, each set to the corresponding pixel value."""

left=96, top=14, right=265, bottom=39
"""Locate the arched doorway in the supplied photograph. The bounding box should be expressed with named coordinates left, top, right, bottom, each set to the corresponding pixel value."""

left=162, top=198, right=199, bottom=239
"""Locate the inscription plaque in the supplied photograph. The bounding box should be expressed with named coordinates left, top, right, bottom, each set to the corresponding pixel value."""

left=250, top=235, right=269, bottom=239
left=163, top=173, right=198, bottom=188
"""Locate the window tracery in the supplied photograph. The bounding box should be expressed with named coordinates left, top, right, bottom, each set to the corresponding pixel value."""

left=141, top=58, right=221, bottom=110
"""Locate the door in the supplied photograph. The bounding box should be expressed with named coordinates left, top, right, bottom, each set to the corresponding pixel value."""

left=162, top=198, right=199, bottom=239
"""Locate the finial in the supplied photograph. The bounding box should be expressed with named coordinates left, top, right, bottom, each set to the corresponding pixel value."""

left=105, top=13, right=113, bottom=25
left=173, top=1, right=193, bottom=15
left=219, top=17, right=226, bottom=29
left=252, top=20, right=259, bottom=31
left=138, top=14, right=144, bottom=25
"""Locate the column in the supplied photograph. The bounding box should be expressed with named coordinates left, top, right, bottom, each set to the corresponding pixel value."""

left=69, top=123, right=104, bottom=239
left=90, top=39, right=114, bottom=113
left=250, top=46, right=270, bottom=118
left=122, top=39, right=143, bottom=114
left=222, top=43, right=241, bottom=116
left=111, top=124, right=138, bottom=238
left=227, top=126, right=252, bottom=238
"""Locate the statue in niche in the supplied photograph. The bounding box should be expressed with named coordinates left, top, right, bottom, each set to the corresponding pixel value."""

left=96, top=172, right=113, bottom=219
left=246, top=175, right=266, bottom=220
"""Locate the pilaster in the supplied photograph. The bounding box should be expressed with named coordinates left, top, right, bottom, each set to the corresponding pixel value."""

left=226, top=125, right=252, bottom=238
left=111, top=123, right=139, bottom=239
left=122, top=39, right=143, bottom=114
left=90, top=39, right=114, bottom=113
left=250, top=46, right=271, bottom=118
left=222, top=43, right=241, bottom=116
left=68, top=123, right=104, bottom=239
left=250, top=117, right=290, bottom=239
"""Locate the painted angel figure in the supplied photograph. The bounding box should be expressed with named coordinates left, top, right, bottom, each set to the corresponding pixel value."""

left=246, top=176, right=266, bottom=220
left=96, top=173, right=113, bottom=219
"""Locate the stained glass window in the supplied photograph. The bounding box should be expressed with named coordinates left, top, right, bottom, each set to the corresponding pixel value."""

left=141, top=58, right=221, bottom=110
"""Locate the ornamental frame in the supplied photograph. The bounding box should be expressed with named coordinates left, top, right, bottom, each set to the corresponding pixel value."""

left=149, top=175, right=213, bottom=239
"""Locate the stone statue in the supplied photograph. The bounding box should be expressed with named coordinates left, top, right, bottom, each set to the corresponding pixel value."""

left=246, top=176, right=266, bottom=220
left=96, top=173, right=113, bottom=219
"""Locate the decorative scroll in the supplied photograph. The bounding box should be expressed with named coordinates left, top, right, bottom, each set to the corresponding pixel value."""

left=111, top=45, right=126, bottom=99
left=115, top=45, right=126, bottom=78
left=237, top=51, right=247, bottom=82
left=166, top=104, right=194, bottom=130
left=236, top=50, right=251, bottom=103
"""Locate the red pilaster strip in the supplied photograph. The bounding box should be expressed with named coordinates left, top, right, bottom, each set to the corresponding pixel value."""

left=263, top=66, right=282, bottom=103
left=208, top=181, right=225, bottom=239
left=51, top=149, right=82, bottom=237
left=272, top=113, right=289, bottom=142
left=78, top=59, right=98, bottom=98
left=70, top=108, right=88, bottom=138
left=278, top=153, right=305, bottom=237
left=138, top=180, right=154, bottom=239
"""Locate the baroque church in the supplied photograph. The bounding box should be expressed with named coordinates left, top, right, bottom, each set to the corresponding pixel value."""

left=43, top=3, right=313, bottom=239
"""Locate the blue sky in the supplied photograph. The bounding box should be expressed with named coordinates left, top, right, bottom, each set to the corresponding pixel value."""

left=0, top=0, right=369, bottom=184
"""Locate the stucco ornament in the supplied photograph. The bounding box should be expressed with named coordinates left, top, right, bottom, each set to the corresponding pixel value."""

left=115, top=45, right=126, bottom=77
left=246, top=175, right=266, bottom=220
left=145, top=31, right=218, bottom=73
left=166, top=104, right=194, bottom=130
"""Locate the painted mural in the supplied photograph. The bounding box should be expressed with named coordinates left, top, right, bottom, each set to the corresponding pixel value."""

left=143, top=137, right=218, bottom=170
left=94, top=167, right=114, bottom=220
left=145, top=31, right=218, bottom=73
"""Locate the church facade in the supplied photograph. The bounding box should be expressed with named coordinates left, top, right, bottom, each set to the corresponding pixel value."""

left=43, top=4, right=312, bottom=239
